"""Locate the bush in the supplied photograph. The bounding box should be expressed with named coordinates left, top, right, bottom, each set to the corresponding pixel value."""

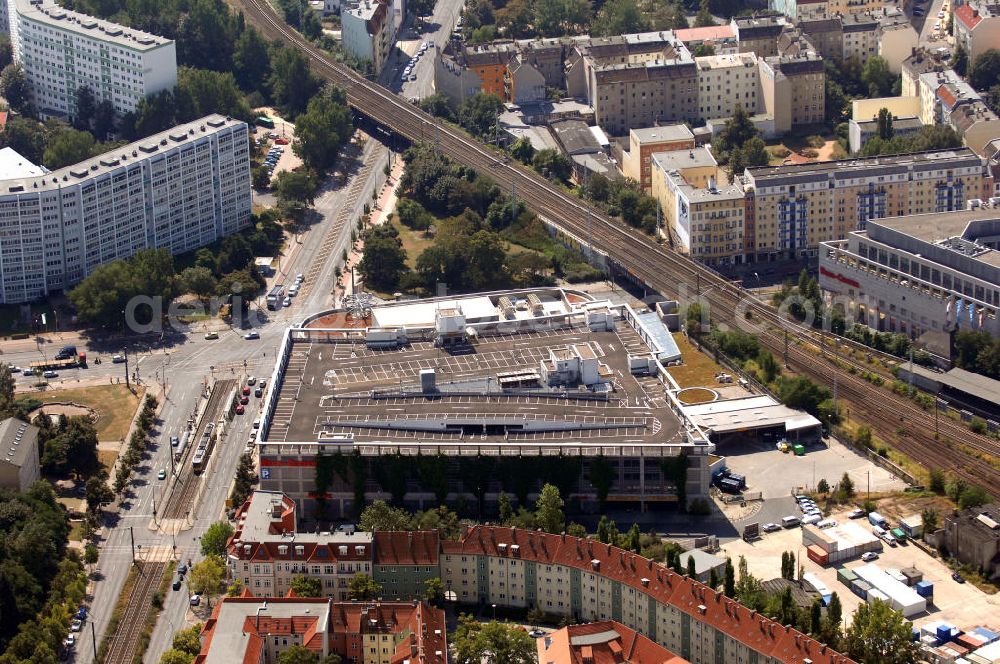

left=801, top=148, right=819, bottom=158
left=688, top=498, right=711, bottom=515
left=806, top=135, right=826, bottom=148
left=970, top=417, right=987, bottom=434
left=771, top=146, right=791, bottom=158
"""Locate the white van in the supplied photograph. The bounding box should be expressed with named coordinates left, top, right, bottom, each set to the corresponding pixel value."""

left=803, top=515, right=822, bottom=526
left=782, top=516, right=801, bottom=528
left=817, top=518, right=837, bottom=529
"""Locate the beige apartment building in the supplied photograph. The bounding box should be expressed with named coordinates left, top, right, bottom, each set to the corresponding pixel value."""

left=566, top=32, right=698, bottom=136
left=732, top=15, right=786, bottom=57
left=955, top=2, right=1000, bottom=65
left=227, top=492, right=373, bottom=600
left=440, top=526, right=854, bottom=664
left=651, top=148, right=746, bottom=267
left=622, top=125, right=696, bottom=192
left=744, top=148, right=991, bottom=262
left=758, top=53, right=825, bottom=133
left=696, top=52, right=762, bottom=121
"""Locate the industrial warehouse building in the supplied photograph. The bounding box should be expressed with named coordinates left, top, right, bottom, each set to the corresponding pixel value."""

left=0, top=115, right=251, bottom=304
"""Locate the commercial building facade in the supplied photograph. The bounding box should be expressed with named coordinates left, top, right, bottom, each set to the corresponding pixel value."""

left=818, top=209, right=1000, bottom=339
left=9, top=0, right=176, bottom=119
left=342, top=0, right=390, bottom=73
left=744, top=148, right=989, bottom=262
left=696, top=52, right=762, bottom=122
left=941, top=503, right=1000, bottom=580
left=537, top=620, right=691, bottom=664
left=0, top=114, right=251, bottom=304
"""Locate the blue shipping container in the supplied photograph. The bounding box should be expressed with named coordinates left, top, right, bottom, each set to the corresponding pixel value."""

left=973, top=627, right=999, bottom=644
left=936, top=624, right=952, bottom=641
left=915, top=581, right=934, bottom=597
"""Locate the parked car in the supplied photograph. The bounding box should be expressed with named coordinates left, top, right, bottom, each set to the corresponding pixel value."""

left=247, top=376, right=257, bottom=385
left=295, top=273, right=304, bottom=283
left=240, top=396, right=249, bottom=405
left=178, top=563, right=188, bottom=575
left=952, top=572, right=965, bottom=583
left=70, top=619, right=82, bottom=632
left=242, top=386, right=251, bottom=395
left=244, top=331, right=260, bottom=340
left=190, top=594, right=201, bottom=606
left=170, top=435, right=180, bottom=447
left=275, top=137, right=289, bottom=145
left=529, top=629, right=545, bottom=638
left=762, top=522, right=781, bottom=533
left=205, top=332, right=219, bottom=340
left=849, top=508, right=865, bottom=519
left=158, top=469, right=167, bottom=480
left=254, top=387, right=263, bottom=398
left=861, top=552, right=879, bottom=562
left=235, top=405, right=245, bottom=415
left=282, top=297, right=292, bottom=307
left=22, top=368, right=34, bottom=376
left=63, top=635, right=75, bottom=649
left=43, top=370, right=58, bottom=378
left=173, top=579, right=182, bottom=591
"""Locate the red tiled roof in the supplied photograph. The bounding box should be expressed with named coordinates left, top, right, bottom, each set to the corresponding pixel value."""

left=538, top=620, right=690, bottom=664
left=374, top=531, right=440, bottom=565
left=446, top=527, right=854, bottom=664
left=674, top=25, right=736, bottom=42
left=938, top=83, right=958, bottom=110
left=195, top=597, right=447, bottom=664
left=956, top=4, right=982, bottom=29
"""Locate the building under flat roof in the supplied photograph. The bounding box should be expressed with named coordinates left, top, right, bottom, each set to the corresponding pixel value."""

left=13, top=0, right=171, bottom=50
left=897, top=364, right=1000, bottom=416
left=678, top=394, right=822, bottom=439
left=0, top=148, right=44, bottom=180
left=631, top=125, right=695, bottom=145
left=651, top=146, right=718, bottom=172
left=745, top=148, right=981, bottom=179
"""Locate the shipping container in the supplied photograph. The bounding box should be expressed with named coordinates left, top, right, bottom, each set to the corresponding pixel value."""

left=837, top=568, right=858, bottom=586
left=793, top=444, right=805, bottom=456
left=807, top=544, right=828, bottom=565
left=851, top=579, right=871, bottom=599
left=915, top=580, right=934, bottom=597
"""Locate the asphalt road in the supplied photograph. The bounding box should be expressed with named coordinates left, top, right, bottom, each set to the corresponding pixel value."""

left=383, top=0, right=464, bottom=100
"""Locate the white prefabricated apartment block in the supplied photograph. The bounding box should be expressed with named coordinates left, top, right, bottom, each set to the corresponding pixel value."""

left=7, top=0, right=177, bottom=118
left=0, top=114, right=251, bottom=304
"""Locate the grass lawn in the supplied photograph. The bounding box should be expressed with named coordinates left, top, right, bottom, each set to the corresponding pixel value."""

left=390, top=216, right=435, bottom=269
left=33, top=385, right=144, bottom=441
left=68, top=521, right=84, bottom=542
left=666, top=333, right=727, bottom=388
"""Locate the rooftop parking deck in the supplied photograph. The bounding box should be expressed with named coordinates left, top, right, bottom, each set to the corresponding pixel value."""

left=266, top=324, right=682, bottom=448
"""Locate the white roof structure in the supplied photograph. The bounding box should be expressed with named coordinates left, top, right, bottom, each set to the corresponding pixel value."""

left=0, top=148, right=44, bottom=180
left=679, top=395, right=822, bottom=435
left=853, top=563, right=926, bottom=617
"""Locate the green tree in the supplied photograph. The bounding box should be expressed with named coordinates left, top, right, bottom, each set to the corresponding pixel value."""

left=274, top=169, right=318, bottom=223
left=876, top=107, right=894, bottom=140
left=42, top=127, right=97, bottom=170
left=85, top=473, right=113, bottom=512
left=810, top=597, right=822, bottom=635
left=158, top=649, right=195, bottom=664
left=93, top=99, right=116, bottom=140
left=959, top=484, right=990, bottom=509
left=534, top=483, right=565, bottom=534
left=180, top=266, right=218, bottom=301
left=396, top=198, right=434, bottom=231
left=175, top=67, right=251, bottom=123
left=685, top=555, right=697, bottom=578
left=293, top=86, right=353, bottom=171
left=532, top=148, right=572, bottom=181
left=951, top=43, right=969, bottom=76
left=358, top=224, right=408, bottom=291
left=692, top=43, right=715, bottom=57
left=453, top=615, right=537, bottom=664
left=844, top=599, right=918, bottom=664
left=423, top=577, right=444, bottom=604
left=498, top=491, right=513, bottom=524
left=359, top=500, right=412, bottom=531
left=723, top=559, right=736, bottom=597
left=838, top=472, right=856, bottom=500
left=277, top=645, right=320, bottom=664
left=1, top=116, right=47, bottom=164
left=509, top=136, right=535, bottom=164
left=290, top=575, right=323, bottom=597
left=921, top=507, right=938, bottom=537
left=0, top=63, right=29, bottom=113
left=0, top=34, right=12, bottom=70
left=861, top=56, right=895, bottom=97
left=457, top=92, right=504, bottom=138
left=84, top=544, right=99, bottom=566
left=125, top=89, right=178, bottom=140
left=594, top=0, right=649, bottom=35
left=200, top=521, right=235, bottom=558
left=269, top=46, right=320, bottom=117
left=73, top=86, right=97, bottom=131
left=172, top=624, right=204, bottom=656
left=742, top=137, right=768, bottom=168
left=347, top=573, right=383, bottom=600
left=188, top=556, right=226, bottom=607
left=694, top=0, right=714, bottom=27
left=69, top=248, right=176, bottom=329
left=233, top=26, right=272, bottom=91
left=970, top=49, right=1000, bottom=91
left=929, top=468, right=946, bottom=494
left=817, top=478, right=830, bottom=494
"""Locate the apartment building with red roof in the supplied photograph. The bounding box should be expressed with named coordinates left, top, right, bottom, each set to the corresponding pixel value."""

left=194, top=594, right=446, bottom=664
left=441, top=526, right=853, bottom=664
left=373, top=531, right=440, bottom=601
left=955, top=2, right=1000, bottom=64
left=228, top=491, right=374, bottom=600
left=537, top=620, right=690, bottom=664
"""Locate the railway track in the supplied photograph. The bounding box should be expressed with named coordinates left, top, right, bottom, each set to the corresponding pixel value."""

left=163, top=379, right=237, bottom=519
left=236, top=0, right=1000, bottom=496
left=102, top=561, right=167, bottom=664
